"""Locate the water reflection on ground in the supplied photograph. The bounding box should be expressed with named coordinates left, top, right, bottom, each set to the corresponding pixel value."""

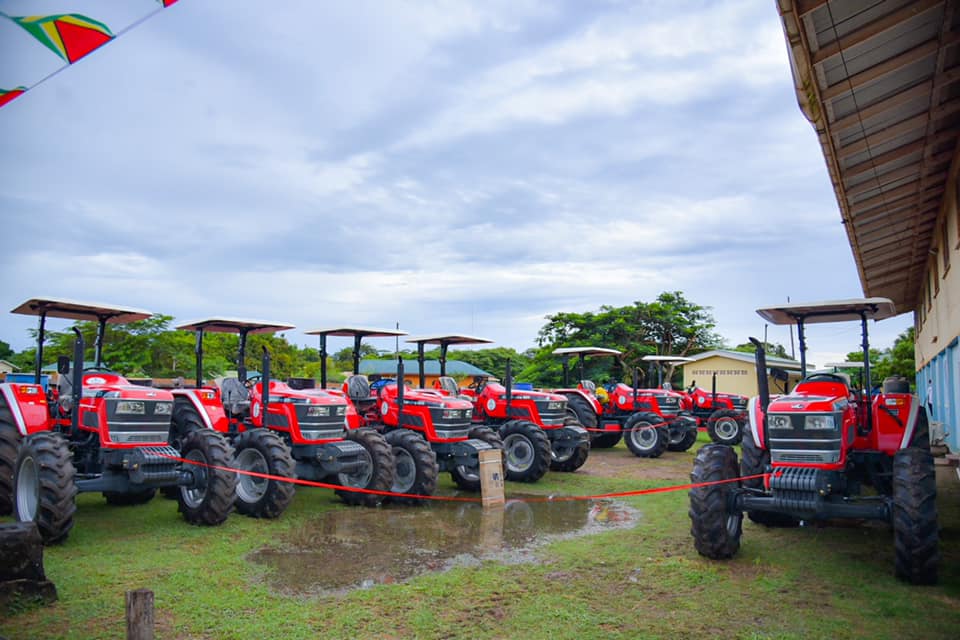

left=249, top=496, right=639, bottom=596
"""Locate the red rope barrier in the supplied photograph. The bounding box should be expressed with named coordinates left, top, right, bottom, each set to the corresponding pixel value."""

left=158, top=451, right=770, bottom=504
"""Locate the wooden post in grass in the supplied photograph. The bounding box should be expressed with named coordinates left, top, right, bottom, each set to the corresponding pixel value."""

left=479, top=448, right=505, bottom=508
left=125, top=589, right=154, bottom=640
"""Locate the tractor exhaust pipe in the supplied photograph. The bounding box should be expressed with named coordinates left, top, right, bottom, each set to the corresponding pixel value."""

left=70, top=328, right=84, bottom=436
left=749, top=337, right=770, bottom=412
left=397, top=357, right=405, bottom=428
left=505, top=359, right=513, bottom=418
left=261, top=346, right=271, bottom=426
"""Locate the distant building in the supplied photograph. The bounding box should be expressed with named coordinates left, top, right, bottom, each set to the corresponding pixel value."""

left=0, top=360, right=18, bottom=375
left=360, top=359, right=493, bottom=388
left=681, top=350, right=806, bottom=397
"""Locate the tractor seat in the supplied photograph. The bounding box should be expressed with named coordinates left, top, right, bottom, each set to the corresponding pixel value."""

left=345, top=374, right=373, bottom=404
left=57, top=370, right=77, bottom=413
left=437, top=376, right=460, bottom=396
left=579, top=380, right=597, bottom=396
left=220, top=378, right=250, bottom=415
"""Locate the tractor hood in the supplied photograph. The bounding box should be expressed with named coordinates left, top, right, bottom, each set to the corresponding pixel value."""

left=768, top=391, right=848, bottom=414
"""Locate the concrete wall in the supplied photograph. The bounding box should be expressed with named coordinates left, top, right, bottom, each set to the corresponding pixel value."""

left=915, top=153, right=960, bottom=452
left=681, top=355, right=803, bottom=397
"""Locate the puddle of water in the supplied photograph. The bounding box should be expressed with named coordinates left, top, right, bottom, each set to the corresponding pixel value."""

left=249, top=495, right=639, bottom=596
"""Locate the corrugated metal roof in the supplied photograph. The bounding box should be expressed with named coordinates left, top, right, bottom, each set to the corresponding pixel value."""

left=778, top=0, right=960, bottom=312
left=360, top=359, right=493, bottom=377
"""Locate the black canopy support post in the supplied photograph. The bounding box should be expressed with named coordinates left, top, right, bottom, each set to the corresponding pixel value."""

left=633, top=367, right=640, bottom=404
left=505, top=359, right=513, bottom=417
left=319, top=335, right=328, bottom=389
left=194, top=329, right=204, bottom=388
left=33, top=311, right=47, bottom=384
left=417, top=342, right=426, bottom=389
left=237, top=328, right=248, bottom=383
left=439, top=343, right=449, bottom=377
left=860, top=312, right=873, bottom=433
left=352, top=335, right=362, bottom=375
left=70, top=328, right=84, bottom=436
left=261, top=346, right=271, bottom=426
left=94, top=317, right=107, bottom=368
left=657, top=362, right=663, bottom=388
left=711, top=372, right=718, bottom=404
left=797, top=318, right=807, bottom=378
left=397, top=357, right=405, bottom=428
left=561, top=354, right=570, bottom=386
left=577, top=353, right=586, bottom=382
left=749, top=337, right=770, bottom=414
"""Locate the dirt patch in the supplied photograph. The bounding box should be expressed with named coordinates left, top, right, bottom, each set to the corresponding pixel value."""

left=578, top=446, right=695, bottom=482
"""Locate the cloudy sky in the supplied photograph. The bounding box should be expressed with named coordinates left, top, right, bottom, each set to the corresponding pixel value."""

left=0, top=0, right=914, bottom=367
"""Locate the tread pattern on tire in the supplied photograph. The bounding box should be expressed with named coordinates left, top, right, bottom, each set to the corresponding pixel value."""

left=892, top=447, right=939, bottom=585
left=500, top=419, right=550, bottom=483
left=624, top=412, right=668, bottom=458
left=14, top=431, right=77, bottom=544
left=0, top=410, right=21, bottom=516
left=550, top=417, right=590, bottom=472
left=689, top=444, right=742, bottom=559
left=177, top=429, right=236, bottom=526
left=450, top=427, right=503, bottom=491
left=385, top=429, right=438, bottom=505
left=707, top=409, right=743, bottom=445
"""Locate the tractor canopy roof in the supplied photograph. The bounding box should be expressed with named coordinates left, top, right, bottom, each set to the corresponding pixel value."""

left=304, top=326, right=407, bottom=338
left=405, top=334, right=493, bottom=346
left=552, top=346, right=622, bottom=357
left=176, top=318, right=295, bottom=334
left=642, top=355, right=694, bottom=363
left=11, top=297, right=153, bottom=323
left=824, top=361, right=866, bottom=369
left=755, top=297, right=897, bottom=325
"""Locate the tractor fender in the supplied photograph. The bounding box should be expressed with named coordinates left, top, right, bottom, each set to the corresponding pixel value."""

left=747, top=396, right=764, bottom=449
left=897, top=395, right=922, bottom=450
left=557, top=389, right=602, bottom=414
left=0, top=382, right=49, bottom=436
left=170, top=388, right=220, bottom=431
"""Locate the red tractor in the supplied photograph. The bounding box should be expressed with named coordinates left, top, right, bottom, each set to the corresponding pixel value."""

left=407, top=334, right=589, bottom=480
left=307, top=327, right=499, bottom=499
left=170, top=318, right=394, bottom=512
left=689, top=298, right=939, bottom=584
left=681, top=372, right=748, bottom=446
left=552, top=348, right=698, bottom=457
left=0, top=298, right=236, bottom=543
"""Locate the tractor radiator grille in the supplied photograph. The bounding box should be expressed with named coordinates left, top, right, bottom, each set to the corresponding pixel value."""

left=730, top=397, right=747, bottom=411
left=657, top=396, right=680, bottom=413
left=535, top=399, right=566, bottom=427
left=106, top=399, right=171, bottom=444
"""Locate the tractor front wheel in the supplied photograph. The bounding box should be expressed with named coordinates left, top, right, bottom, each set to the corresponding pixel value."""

left=233, top=428, right=296, bottom=519
left=451, top=427, right=503, bottom=491
left=0, top=419, right=21, bottom=515
left=892, top=447, right=939, bottom=584
left=624, top=412, right=668, bottom=458
left=162, top=402, right=205, bottom=499
left=667, top=421, right=698, bottom=453
left=13, top=432, right=77, bottom=544
left=177, top=430, right=236, bottom=527
left=707, top=409, right=743, bottom=445
left=689, top=444, right=742, bottom=559
left=740, top=430, right=798, bottom=528
left=335, top=429, right=394, bottom=507
left=550, top=417, right=590, bottom=472
left=385, top=429, right=438, bottom=505
left=500, top=420, right=550, bottom=483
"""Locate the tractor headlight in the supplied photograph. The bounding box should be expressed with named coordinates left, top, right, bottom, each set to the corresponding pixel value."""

left=804, top=415, right=836, bottom=430
left=307, top=406, right=330, bottom=417
left=335, top=405, right=347, bottom=416
left=442, top=409, right=461, bottom=419
left=768, top=415, right=792, bottom=430
left=154, top=402, right=173, bottom=415
left=116, top=400, right=145, bottom=415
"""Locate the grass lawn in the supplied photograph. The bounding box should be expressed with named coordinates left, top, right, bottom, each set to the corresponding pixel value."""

left=2, top=433, right=958, bottom=639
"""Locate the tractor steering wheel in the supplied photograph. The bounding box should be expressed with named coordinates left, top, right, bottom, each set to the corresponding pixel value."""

left=803, top=373, right=847, bottom=385
left=83, top=366, right=113, bottom=373
left=244, top=375, right=263, bottom=389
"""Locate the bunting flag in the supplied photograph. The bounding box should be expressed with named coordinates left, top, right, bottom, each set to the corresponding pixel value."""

left=8, top=14, right=114, bottom=64
left=0, top=1, right=181, bottom=110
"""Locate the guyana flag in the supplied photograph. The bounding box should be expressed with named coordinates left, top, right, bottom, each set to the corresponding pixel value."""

left=0, top=87, right=27, bottom=108
left=8, top=13, right=114, bottom=64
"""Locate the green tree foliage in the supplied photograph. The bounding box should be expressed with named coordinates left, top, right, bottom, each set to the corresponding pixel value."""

left=521, top=291, right=722, bottom=386
left=844, top=327, right=915, bottom=388
left=733, top=340, right=790, bottom=359
left=0, top=339, right=12, bottom=361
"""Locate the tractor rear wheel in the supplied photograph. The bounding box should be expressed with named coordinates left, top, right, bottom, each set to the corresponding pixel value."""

left=568, top=394, right=619, bottom=448
left=0, top=417, right=21, bottom=515
left=162, top=402, right=205, bottom=499
left=550, top=417, right=590, bottom=472
left=909, top=409, right=931, bottom=450
left=233, top=429, right=296, bottom=519
left=707, top=409, right=743, bottom=445
left=740, top=430, right=798, bottom=528
left=450, top=427, right=503, bottom=491
left=335, top=428, right=394, bottom=507
left=103, top=489, right=157, bottom=506
left=500, top=420, right=550, bottom=483
left=14, top=432, right=77, bottom=545
left=624, top=412, right=668, bottom=458
left=689, top=444, right=742, bottom=559
left=385, top=429, right=438, bottom=505
left=892, top=447, right=939, bottom=584
left=177, top=430, right=236, bottom=526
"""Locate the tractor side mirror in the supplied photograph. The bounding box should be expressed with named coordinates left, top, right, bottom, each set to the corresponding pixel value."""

left=57, top=355, right=71, bottom=375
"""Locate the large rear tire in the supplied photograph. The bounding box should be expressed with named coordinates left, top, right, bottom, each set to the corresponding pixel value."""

left=0, top=415, right=21, bottom=515
left=385, top=429, right=438, bottom=505
left=707, top=409, right=743, bottom=445
left=892, top=447, right=939, bottom=584
left=568, top=394, right=620, bottom=448
left=450, top=427, right=503, bottom=491
left=233, top=428, right=296, bottom=519
left=163, top=401, right=204, bottom=499
left=740, top=431, right=798, bottom=527
left=13, top=432, right=77, bottom=545
left=624, top=412, right=668, bottom=458
left=177, top=430, right=237, bottom=526
left=500, top=420, right=550, bottom=483
left=689, top=444, right=742, bottom=559
left=335, top=428, right=394, bottom=507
